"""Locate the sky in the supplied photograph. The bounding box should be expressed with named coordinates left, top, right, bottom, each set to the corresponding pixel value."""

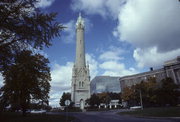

left=1, top=0, right=180, bottom=107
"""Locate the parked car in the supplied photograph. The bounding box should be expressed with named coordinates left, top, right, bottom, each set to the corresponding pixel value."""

left=30, top=109, right=46, bottom=114
left=130, top=106, right=142, bottom=110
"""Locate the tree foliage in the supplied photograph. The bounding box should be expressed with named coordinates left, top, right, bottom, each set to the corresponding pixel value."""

left=0, top=50, right=51, bottom=115
left=121, top=87, right=134, bottom=102
left=0, top=0, right=64, bottom=71
left=98, top=92, right=111, bottom=105
left=122, top=77, right=180, bottom=107
left=86, top=94, right=100, bottom=108
left=86, top=92, right=121, bottom=108
left=59, top=92, right=71, bottom=106
left=156, top=78, right=179, bottom=106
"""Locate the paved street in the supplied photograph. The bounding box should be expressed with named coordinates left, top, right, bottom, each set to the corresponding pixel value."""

left=48, top=110, right=180, bottom=122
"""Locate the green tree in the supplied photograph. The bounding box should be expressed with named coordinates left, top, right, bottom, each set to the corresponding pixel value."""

left=59, top=92, right=71, bottom=106
left=87, top=94, right=100, bottom=108
left=122, top=77, right=180, bottom=107
left=122, top=77, right=158, bottom=107
left=121, top=87, right=135, bottom=103
left=134, top=78, right=158, bottom=107
left=108, top=92, right=121, bottom=103
left=0, top=50, right=51, bottom=116
left=98, top=92, right=121, bottom=106
left=98, top=92, right=111, bottom=105
left=157, top=77, right=179, bottom=106
left=0, top=0, right=63, bottom=71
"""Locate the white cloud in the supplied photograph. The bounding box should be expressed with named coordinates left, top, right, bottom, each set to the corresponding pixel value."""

left=71, top=0, right=180, bottom=68
left=86, top=53, right=98, bottom=79
left=71, top=0, right=125, bottom=19
left=99, top=60, right=138, bottom=77
left=115, top=0, right=180, bottom=52
left=84, top=18, right=93, bottom=32
left=49, top=62, right=73, bottom=107
left=99, top=46, right=124, bottom=61
left=133, top=47, right=180, bottom=68
left=100, top=61, right=124, bottom=71
left=36, top=0, right=55, bottom=8
left=112, top=0, right=180, bottom=68
left=71, top=0, right=106, bottom=17
left=95, top=45, right=138, bottom=77
left=97, top=45, right=138, bottom=77
left=62, top=20, right=76, bottom=43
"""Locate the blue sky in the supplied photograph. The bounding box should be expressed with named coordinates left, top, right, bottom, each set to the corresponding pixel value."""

left=1, top=0, right=180, bottom=107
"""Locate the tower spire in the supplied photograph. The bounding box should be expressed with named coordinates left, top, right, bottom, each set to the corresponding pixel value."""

left=76, top=13, right=84, bottom=29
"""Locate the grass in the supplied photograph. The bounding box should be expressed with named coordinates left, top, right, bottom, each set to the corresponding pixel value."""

left=86, top=108, right=110, bottom=112
left=119, top=107, right=180, bottom=117
left=0, top=112, right=75, bottom=122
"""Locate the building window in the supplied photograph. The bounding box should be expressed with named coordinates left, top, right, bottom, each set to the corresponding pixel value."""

left=82, top=82, right=84, bottom=87
left=79, top=82, right=81, bottom=87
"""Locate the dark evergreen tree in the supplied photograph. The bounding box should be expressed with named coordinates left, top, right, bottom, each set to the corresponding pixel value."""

left=59, top=92, right=71, bottom=106
left=87, top=94, right=100, bottom=108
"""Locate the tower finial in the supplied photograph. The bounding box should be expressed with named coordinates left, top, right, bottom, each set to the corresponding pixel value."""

left=76, top=12, right=84, bottom=28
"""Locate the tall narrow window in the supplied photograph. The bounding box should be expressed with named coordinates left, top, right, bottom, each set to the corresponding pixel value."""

left=79, top=82, right=81, bottom=87
left=82, top=82, right=84, bottom=87
left=80, top=40, right=81, bottom=44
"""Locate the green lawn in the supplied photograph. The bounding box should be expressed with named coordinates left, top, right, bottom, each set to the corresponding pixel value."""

left=0, top=112, right=75, bottom=122
left=119, top=107, right=180, bottom=117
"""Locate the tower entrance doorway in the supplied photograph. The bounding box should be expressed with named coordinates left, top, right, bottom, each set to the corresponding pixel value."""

left=80, top=99, right=84, bottom=110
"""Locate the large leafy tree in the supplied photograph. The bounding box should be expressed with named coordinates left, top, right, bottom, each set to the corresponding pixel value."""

left=122, top=77, right=180, bottom=107
left=121, top=77, right=158, bottom=107
left=0, top=50, right=51, bottom=116
left=86, top=94, right=100, bottom=108
left=98, top=92, right=111, bottom=105
left=0, top=0, right=63, bottom=71
left=121, top=87, right=134, bottom=102
left=134, top=78, right=158, bottom=107
left=157, top=77, right=179, bottom=106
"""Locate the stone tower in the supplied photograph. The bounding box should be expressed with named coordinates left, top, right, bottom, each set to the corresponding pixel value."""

left=71, top=13, right=90, bottom=109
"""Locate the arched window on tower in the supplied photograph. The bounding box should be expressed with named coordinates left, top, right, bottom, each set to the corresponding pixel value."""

left=82, top=82, right=84, bottom=87
left=79, top=82, right=81, bottom=88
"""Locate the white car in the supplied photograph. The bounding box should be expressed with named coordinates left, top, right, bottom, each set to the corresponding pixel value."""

left=130, top=106, right=142, bottom=110
left=30, top=109, right=46, bottom=114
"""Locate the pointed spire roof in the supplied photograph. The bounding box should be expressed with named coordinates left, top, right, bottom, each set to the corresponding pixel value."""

left=76, top=13, right=84, bottom=28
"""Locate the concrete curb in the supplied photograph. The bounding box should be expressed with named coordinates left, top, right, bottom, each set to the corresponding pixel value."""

left=133, top=116, right=180, bottom=120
